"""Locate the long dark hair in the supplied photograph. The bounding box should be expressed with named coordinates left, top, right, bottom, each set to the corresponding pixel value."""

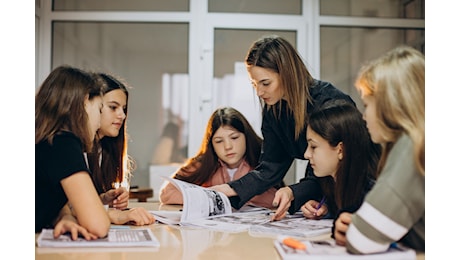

left=308, top=100, right=381, bottom=215
left=174, top=107, right=262, bottom=185
left=35, top=65, right=102, bottom=151
left=87, top=72, right=133, bottom=194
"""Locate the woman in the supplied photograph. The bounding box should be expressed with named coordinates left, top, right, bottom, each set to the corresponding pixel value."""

left=35, top=65, right=110, bottom=239
left=160, top=107, right=278, bottom=209
left=87, top=72, right=155, bottom=226
left=211, top=35, right=355, bottom=219
left=334, top=46, right=425, bottom=254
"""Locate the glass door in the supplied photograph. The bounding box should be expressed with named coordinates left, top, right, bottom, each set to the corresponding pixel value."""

left=51, top=20, right=189, bottom=197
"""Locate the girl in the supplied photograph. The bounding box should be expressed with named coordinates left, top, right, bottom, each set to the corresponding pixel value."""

left=35, top=65, right=110, bottom=240
left=87, top=72, right=156, bottom=226
left=160, top=107, right=278, bottom=209
left=88, top=72, right=131, bottom=209
left=295, top=100, right=380, bottom=225
left=334, top=46, right=425, bottom=254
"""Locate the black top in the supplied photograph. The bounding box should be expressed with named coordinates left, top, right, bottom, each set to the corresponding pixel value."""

left=228, top=80, right=355, bottom=211
left=35, top=131, right=90, bottom=233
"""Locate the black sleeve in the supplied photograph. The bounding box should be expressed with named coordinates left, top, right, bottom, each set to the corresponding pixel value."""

left=50, top=133, right=90, bottom=183
left=287, top=164, right=323, bottom=214
left=228, top=111, right=292, bottom=209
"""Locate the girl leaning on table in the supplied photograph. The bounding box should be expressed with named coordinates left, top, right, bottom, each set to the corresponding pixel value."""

left=159, top=107, right=279, bottom=209
left=333, top=46, right=425, bottom=254
left=35, top=65, right=110, bottom=240
left=87, top=72, right=155, bottom=226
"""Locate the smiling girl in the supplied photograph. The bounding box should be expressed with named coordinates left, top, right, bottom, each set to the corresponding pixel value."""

left=87, top=72, right=155, bottom=226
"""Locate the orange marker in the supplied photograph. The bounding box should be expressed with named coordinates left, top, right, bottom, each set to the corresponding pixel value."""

left=283, top=237, right=306, bottom=251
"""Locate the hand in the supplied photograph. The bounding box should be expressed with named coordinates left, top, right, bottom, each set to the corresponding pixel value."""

left=109, top=207, right=156, bottom=226
left=301, top=200, right=328, bottom=219
left=209, top=184, right=237, bottom=197
left=53, top=214, right=98, bottom=240
left=334, top=212, right=352, bottom=246
left=102, top=187, right=129, bottom=209
left=271, top=187, right=294, bottom=221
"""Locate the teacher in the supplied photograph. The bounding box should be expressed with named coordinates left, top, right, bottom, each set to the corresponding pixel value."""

left=211, top=35, right=355, bottom=218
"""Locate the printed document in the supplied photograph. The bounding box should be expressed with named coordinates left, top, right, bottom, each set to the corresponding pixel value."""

left=151, top=177, right=332, bottom=237
left=36, top=228, right=160, bottom=248
left=274, top=237, right=416, bottom=260
left=151, top=176, right=271, bottom=232
left=249, top=212, right=333, bottom=238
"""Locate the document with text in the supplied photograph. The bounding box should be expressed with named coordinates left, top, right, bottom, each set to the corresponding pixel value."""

left=151, top=176, right=272, bottom=232
left=274, top=237, right=416, bottom=260
left=36, top=228, right=160, bottom=248
left=151, top=177, right=335, bottom=236
left=249, top=213, right=333, bottom=238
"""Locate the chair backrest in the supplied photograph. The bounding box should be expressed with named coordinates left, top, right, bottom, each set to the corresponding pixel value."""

left=149, top=164, right=181, bottom=202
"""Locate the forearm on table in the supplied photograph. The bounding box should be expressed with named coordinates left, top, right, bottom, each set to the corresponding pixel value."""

left=107, top=209, right=128, bottom=225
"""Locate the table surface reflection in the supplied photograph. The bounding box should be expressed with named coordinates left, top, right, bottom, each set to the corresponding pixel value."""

left=35, top=202, right=425, bottom=260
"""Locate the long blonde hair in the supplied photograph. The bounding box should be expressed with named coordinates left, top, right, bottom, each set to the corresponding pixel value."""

left=355, top=46, right=425, bottom=176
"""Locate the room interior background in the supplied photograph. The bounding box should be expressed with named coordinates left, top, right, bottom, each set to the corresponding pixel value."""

left=35, top=0, right=425, bottom=200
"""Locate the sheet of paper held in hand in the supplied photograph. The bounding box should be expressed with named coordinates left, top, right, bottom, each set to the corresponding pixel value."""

left=151, top=176, right=273, bottom=232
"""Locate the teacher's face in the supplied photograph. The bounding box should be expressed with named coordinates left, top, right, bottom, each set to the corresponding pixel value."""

left=247, top=65, right=284, bottom=105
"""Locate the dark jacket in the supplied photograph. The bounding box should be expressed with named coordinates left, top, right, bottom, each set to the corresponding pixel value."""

left=228, top=79, right=355, bottom=210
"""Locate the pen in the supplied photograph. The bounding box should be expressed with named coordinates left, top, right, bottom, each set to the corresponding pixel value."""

left=316, top=196, right=326, bottom=211
left=266, top=211, right=276, bottom=222
left=283, top=237, right=306, bottom=251
left=389, top=242, right=401, bottom=251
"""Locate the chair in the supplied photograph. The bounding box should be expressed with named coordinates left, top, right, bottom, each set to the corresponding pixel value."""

left=129, top=187, right=153, bottom=202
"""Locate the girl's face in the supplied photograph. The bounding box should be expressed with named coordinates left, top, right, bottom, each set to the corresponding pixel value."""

left=304, top=126, right=342, bottom=180
left=361, top=94, right=384, bottom=144
left=85, top=95, right=103, bottom=142
left=212, top=125, right=246, bottom=169
left=98, top=89, right=127, bottom=139
left=247, top=65, right=284, bottom=105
